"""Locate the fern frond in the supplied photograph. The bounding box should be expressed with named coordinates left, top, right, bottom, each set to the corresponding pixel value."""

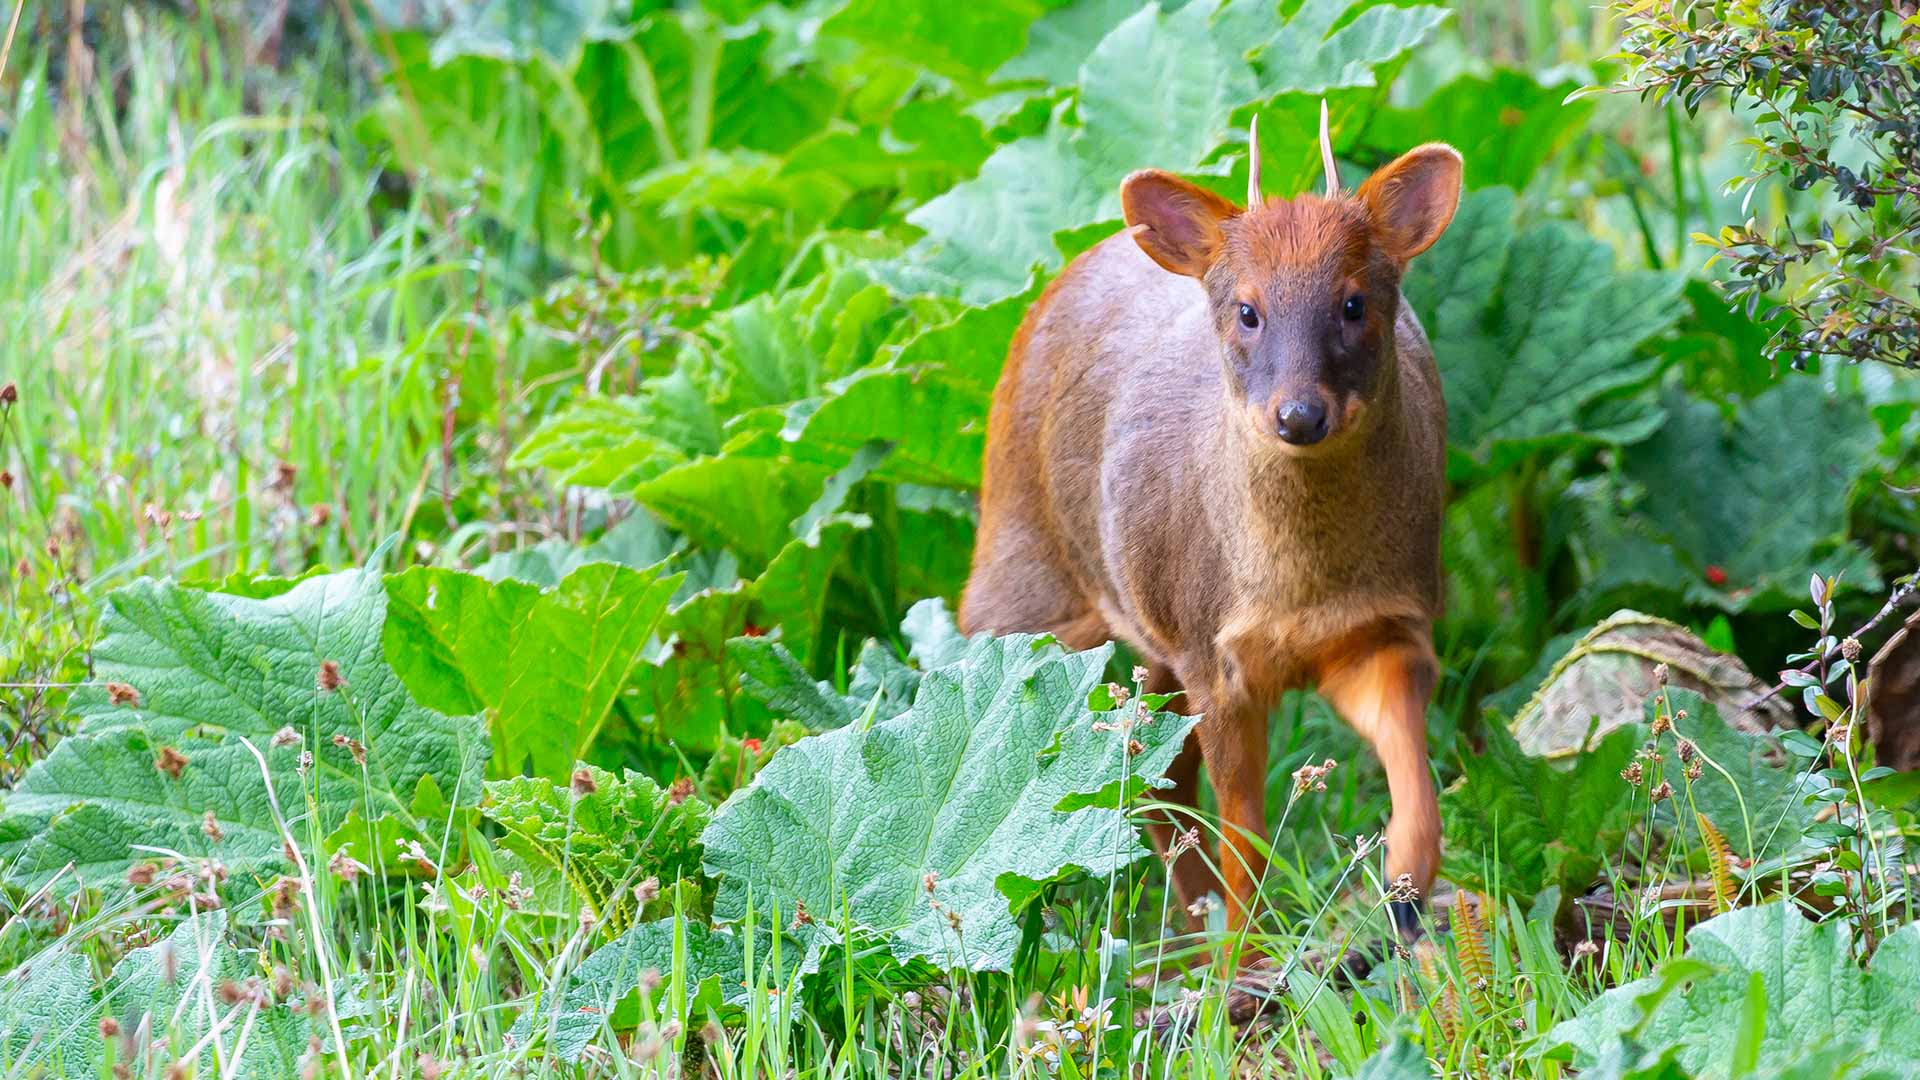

left=1698, top=811, right=1738, bottom=913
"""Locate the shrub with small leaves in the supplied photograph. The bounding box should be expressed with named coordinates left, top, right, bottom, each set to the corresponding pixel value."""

left=1603, top=0, right=1920, bottom=370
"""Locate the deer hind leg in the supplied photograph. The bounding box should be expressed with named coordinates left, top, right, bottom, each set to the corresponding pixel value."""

left=1314, top=625, right=1440, bottom=940
left=1192, top=695, right=1270, bottom=931
left=1138, top=664, right=1213, bottom=924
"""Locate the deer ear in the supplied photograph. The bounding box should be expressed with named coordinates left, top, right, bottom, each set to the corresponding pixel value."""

left=1357, top=143, right=1462, bottom=264
left=1121, top=170, right=1238, bottom=278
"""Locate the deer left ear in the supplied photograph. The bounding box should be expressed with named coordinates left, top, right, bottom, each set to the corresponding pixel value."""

left=1358, top=144, right=1462, bottom=264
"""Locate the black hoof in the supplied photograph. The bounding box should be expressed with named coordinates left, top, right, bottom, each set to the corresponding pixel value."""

left=1389, top=898, right=1425, bottom=943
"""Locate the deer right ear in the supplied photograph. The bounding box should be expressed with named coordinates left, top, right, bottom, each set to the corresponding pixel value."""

left=1121, top=170, right=1238, bottom=278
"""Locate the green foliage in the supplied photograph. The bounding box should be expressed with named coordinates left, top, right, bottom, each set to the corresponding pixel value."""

left=702, top=622, right=1202, bottom=971
left=1547, top=903, right=1920, bottom=1074
left=0, top=567, right=488, bottom=892
left=1569, top=381, right=1880, bottom=611
left=509, top=917, right=760, bottom=1061
left=386, top=560, right=682, bottom=780
left=1404, top=187, right=1686, bottom=473
left=1440, top=717, right=1640, bottom=905
left=899, top=0, right=1448, bottom=302
left=0, top=948, right=98, bottom=1077
left=482, top=766, right=710, bottom=928
left=0, top=913, right=312, bottom=1080
left=1610, top=0, right=1920, bottom=370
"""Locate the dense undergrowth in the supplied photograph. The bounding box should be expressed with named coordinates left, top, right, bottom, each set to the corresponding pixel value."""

left=1, top=0, right=1917, bottom=1077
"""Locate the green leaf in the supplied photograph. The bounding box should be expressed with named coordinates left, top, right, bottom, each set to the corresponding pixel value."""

left=701, top=632, right=1202, bottom=971
left=2, top=567, right=488, bottom=892
left=821, top=0, right=1046, bottom=84
left=1361, top=69, right=1593, bottom=192
left=507, top=918, right=764, bottom=1061
left=1574, top=380, right=1880, bottom=610
left=1440, top=717, right=1640, bottom=905
left=897, top=0, right=1443, bottom=303
left=472, top=512, right=684, bottom=588
left=1545, top=904, right=1920, bottom=1074
left=1406, top=189, right=1686, bottom=469
left=107, top=911, right=312, bottom=1077
left=384, top=559, right=682, bottom=781
left=0, top=948, right=99, bottom=1077
left=625, top=515, right=865, bottom=755
left=481, top=766, right=709, bottom=928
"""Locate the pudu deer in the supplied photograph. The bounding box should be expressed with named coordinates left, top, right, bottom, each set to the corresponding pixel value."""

left=960, top=111, right=1460, bottom=939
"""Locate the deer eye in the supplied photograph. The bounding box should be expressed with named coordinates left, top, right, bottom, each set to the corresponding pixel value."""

left=1238, top=303, right=1259, bottom=329
left=1342, top=294, right=1365, bottom=322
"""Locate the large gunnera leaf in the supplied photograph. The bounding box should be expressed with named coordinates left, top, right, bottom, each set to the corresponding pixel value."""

left=1403, top=187, right=1685, bottom=472
left=508, top=918, right=762, bottom=1061
left=0, top=567, right=488, bottom=892
left=1545, top=903, right=1920, bottom=1075
left=1569, top=380, right=1880, bottom=612
left=701, top=631, right=1202, bottom=971
left=0, top=948, right=99, bottom=1077
left=384, top=559, right=682, bottom=781
left=898, top=0, right=1445, bottom=303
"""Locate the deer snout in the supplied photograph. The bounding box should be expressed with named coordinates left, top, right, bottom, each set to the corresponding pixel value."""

left=1274, top=396, right=1330, bottom=446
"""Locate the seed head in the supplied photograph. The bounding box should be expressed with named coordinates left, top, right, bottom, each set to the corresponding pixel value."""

left=923, top=871, right=939, bottom=895
left=272, top=876, right=301, bottom=922
left=1620, top=761, right=1645, bottom=786
left=632, top=876, right=660, bottom=906
left=1127, top=738, right=1144, bottom=756
left=1841, top=636, right=1862, bottom=662
left=0, top=383, right=15, bottom=405
left=316, top=660, right=344, bottom=692
left=327, top=849, right=368, bottom=884
left=128, top=862, right=159, bottom=887
left=99, top=1016, right=119, bottom=1038
left=1653, top=662, right=1669, bottom=685
left=270, top=725, right=302, bottom=749
left=272, top=462, right=297, bottom=492
left=570, top=766, right=598, bottom=796
left=667, top=776, right=695, bottom=806
left=1685, top=759, right=1704, bottom=781
left=155, top=746, right=189, bottom=779
left=201, top=811, right=224, bottom=843
left=330, top=732, right=366, bottom=765
left=789, top=899, right=813, bottom=929
left=0, top=470, right=12, bottom=490
left=1650, top=780, right=1674, bottom=803
left=1676, top=738, right=1696, bottom=763
left=106, top=681, right=141, bottom=708
left=1650, top=712, right=1673, bottom=737
left=307, top=503, right=332, bottom=528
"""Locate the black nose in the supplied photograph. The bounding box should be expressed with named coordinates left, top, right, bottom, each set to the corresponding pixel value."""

left=1275, top=398, right=1329, bottom=445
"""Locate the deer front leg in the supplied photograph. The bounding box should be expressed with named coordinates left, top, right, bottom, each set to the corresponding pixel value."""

left=1315, top=627, right=1439, bottom=940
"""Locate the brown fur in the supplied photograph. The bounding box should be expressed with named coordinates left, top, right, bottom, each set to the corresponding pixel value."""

left=961, top=145, right=1461, bottom=932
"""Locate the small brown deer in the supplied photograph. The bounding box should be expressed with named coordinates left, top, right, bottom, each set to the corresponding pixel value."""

left=960, top=114, right=1460, bottom=938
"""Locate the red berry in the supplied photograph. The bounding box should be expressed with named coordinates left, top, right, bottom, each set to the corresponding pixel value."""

left=1704, top=564, right=1728, bottom=586
left=743, top=738, right=763, bottom=754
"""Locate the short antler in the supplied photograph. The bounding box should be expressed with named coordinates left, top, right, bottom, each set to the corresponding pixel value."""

left=1247, top=115, right=1262, bottom=207
left=1319, top=99, right=1339, bottom=196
